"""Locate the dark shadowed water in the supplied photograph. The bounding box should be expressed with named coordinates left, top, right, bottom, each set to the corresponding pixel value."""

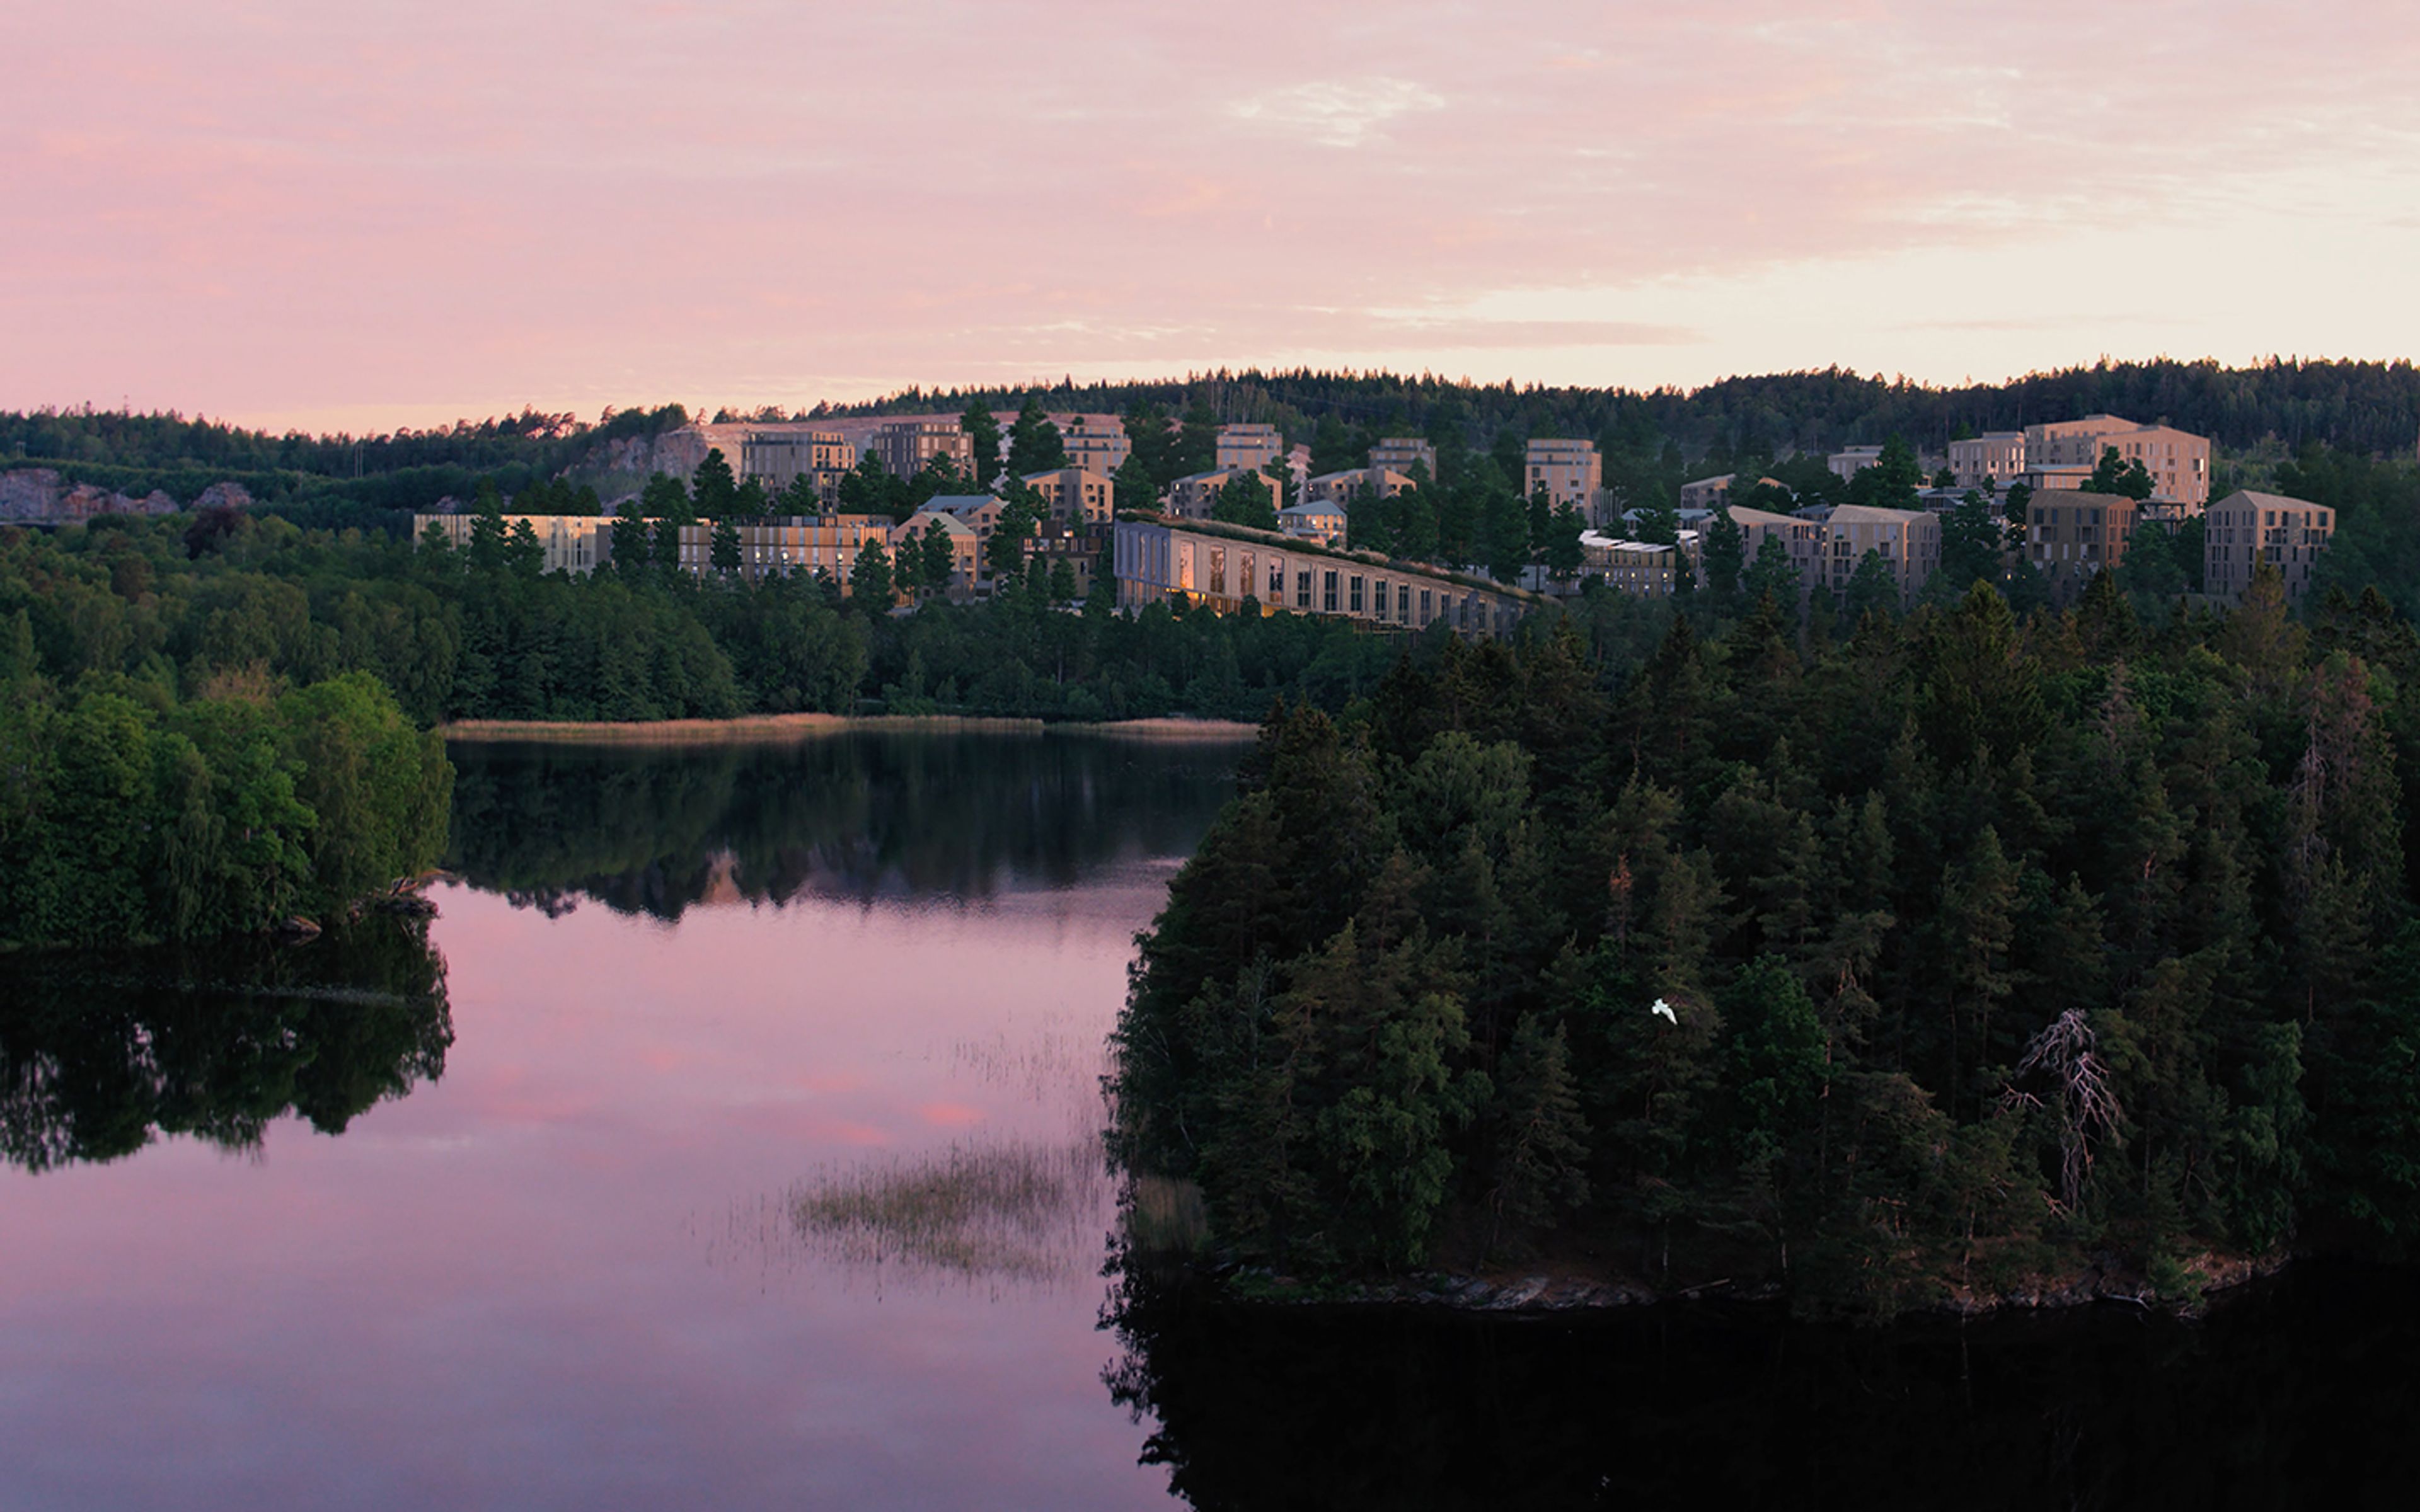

left=4, top=731, right=2412, bottom=1509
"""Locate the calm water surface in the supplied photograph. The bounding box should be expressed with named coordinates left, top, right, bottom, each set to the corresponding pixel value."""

left=4, top=733, right=1238, bottom=1511
left=7, top=732, right=2415, bottom=1511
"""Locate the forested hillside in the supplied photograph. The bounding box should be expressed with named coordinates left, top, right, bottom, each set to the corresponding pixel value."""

left=0, top=508, right=1403, bottom=732
left=826, top=357, right=2420, bottom=467
left=9, top=358, right=2417, bottom=529
left=1112, top=572, right=2420, bottom=1312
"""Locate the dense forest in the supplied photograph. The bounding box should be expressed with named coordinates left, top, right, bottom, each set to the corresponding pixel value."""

left=0, top=508, right=1405, bottom=733
left=0, top=661, right=452, bottom=951
left=1110, top=570, right=2420, bottom=1313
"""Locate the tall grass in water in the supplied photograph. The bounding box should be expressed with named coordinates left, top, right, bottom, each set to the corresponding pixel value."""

left=787, top=1136, right=1107, bottom=1290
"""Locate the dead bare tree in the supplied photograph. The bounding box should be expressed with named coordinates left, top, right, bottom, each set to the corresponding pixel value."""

left=2005, top=1009, right=2123, bottom=1212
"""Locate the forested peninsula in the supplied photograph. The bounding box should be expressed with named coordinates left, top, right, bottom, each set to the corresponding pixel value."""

left=1112, top=571, right=2420, bottom=1315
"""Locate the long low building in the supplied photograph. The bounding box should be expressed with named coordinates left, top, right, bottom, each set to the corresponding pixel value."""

left=1112, top=516, right=1539, bottom=637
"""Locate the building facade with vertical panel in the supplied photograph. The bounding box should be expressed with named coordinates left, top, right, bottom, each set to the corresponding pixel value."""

left=2026, top=490, right=2136, bottom=601
left=1815, top=505, right=1942, bottom=607
left=1947, top=432, right=2027, bottom=490
left=1524, top=439, right=1601, bottom=513
left=1368, top=438, right=1438, bottom=478
left=2025, top=416, right=2211, bottom=507
left=871, top=419, right=975, bottom=480
left=2204, top=490, right=2334, bottom=601
left=1215, top=423, right=1284, bottom=472
left=1020, top=467, right=1115, bottom=524
left=1057, top=413, right=1131, bottom=475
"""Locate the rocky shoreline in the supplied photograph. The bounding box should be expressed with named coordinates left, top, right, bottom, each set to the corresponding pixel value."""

left=1211, top=1247, right=2296, bottom=1321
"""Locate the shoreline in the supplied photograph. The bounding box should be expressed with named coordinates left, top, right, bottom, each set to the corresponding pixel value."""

left=1180, top=1247, right=2295, bottom=1323
left=439, top=712, right=1261, bottom=746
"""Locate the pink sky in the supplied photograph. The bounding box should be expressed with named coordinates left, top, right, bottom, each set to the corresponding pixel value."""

left=6, top=1, right=2417, bottom=433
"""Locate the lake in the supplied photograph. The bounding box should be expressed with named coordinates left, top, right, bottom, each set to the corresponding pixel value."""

left=5, top=731, right=2413, bottom=1510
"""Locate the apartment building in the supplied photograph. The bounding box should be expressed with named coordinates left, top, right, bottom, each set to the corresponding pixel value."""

left=1524, top=438, right=1601, bottom=513
left=2027, top=490, right=2136, bottom=602
left=1368, top=437, right=1438, bottom=478
left=2204, top=489, right=2334, bottom=602
left=1827, top=445, right=1884, bottom=482
left=1019, top=467, right=1114, bottom=524
left=1167, top=467, right=1284, bottom=520
left=412, top=513, right=615, bottom=575
left=1216, top=423, right=1284, bottom=472
left=890, top=510, right=982, bottom=592
left=1112, top=518, right=1535, bottom=638
left=1727, top=505, right=1826, bottom=592
left=1948, top=432, right=2027, bottom=490
left=1280, top=501, right=1347, bottom=544
left=1679, top=473, right=1789, bottom=511
left=1057, top=413, right=1131, bottom=475
left=1581, top=530, right=1703, bottom=598
left=871, top=418, right=975, bottom=480
left=664, top=514, right=899, bottom=586
left=1816, top=505, right=1943, bottom=607
left=2025, top=416, right=2211, bottom=507
left=1306, top=467, right=1415, bottom=505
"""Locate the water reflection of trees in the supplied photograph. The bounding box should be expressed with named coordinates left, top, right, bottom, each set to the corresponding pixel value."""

left=1100, top=1263, right=2420, bottom=1511
left=0, top=917, right=452, bottom=1171
left=446, top=733, right=1244, bottom=920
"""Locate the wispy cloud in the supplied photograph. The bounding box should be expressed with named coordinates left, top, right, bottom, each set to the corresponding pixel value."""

left=1226, top=77, right=1444, bottom=147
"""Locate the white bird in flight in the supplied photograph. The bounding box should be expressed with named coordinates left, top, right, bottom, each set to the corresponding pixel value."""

left=1650, top=999, right=1678, bottom=1025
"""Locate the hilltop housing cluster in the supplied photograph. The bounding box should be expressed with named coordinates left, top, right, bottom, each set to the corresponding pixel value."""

left=415, top=404, right=2337, bottom=632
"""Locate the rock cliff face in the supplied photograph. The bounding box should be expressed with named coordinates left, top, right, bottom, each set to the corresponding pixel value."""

left=572, top=431, right=709, bottom=504
left=0, top=469, right=189, bottom=524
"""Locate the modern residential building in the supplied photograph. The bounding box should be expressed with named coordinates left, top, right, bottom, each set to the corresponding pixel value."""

left=1216, top=423, right=1284, bottom=472
left=1166, top=467, right=1284, bottom=520
left=1577, top=530, right=1703, bottom=598
left=889, top=510, right=982, bottom=593
left=870, top=418, right=975, bottom=480
left=1827, top=445, right=1885, bottom=482
left=2025, top=416, right=2211, bottom=507
left=412, top=513, right=616, bottom=575
left=1816, top=505, right=1943, bottom=607
left=2203, top=489, right=2334, bottom=601
left=1368, top=437, right=1438, bottom=478
left=1057, top=413, right=1131, bottom=475
left=1524, top=439, right=1601, bottom=513
left=928, top=493, right=1006, bottom=544
left=1727, top=505, right=1826, bottom=592
left=663, top=514, right=899, bottom=587
left=1947, top=432, right=2027, bottom=490
left=2026, top=490, right=2136, bottom=602
left=1679, top=473, right=1788, bottom=511
left=1112, top=517, right=1537, bottom=637
left=1305, top=467, right=1415, bottom=505
left=1019, top=467, right=1114, bottom=524
left=1279, top=500, right=1347, bottom=543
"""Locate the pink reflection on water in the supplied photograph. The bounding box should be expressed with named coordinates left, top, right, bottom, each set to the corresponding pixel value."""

left=1, top=877, right=1176, bottom=1510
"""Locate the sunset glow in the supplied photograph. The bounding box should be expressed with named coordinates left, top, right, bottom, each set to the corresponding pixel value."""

left=7, top=1, right=2416, bottom=430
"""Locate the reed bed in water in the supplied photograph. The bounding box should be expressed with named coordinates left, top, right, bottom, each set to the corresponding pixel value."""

left=440, top=713, right=1046, bottom=746
left=787, top=1136, right=1107, bottom=1286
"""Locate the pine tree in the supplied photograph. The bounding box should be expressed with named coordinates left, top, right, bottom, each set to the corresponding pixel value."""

left=692, top=448, right=739, bottom=518
left=960, top=402, right=1005, bottom=490
left=709, top=517, right=742, bottom=575
left=1488, top=1014, right=1591, bottom=1254
left=848, top=537, right=892, bottom=608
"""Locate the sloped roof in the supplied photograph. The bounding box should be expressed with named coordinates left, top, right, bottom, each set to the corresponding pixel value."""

left=2215, top=488, right=2325, bottom=512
